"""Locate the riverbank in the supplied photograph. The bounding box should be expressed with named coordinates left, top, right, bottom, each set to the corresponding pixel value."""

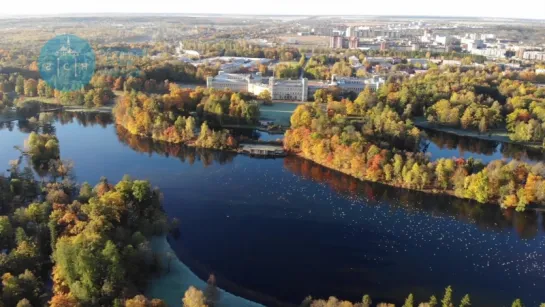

left=413, top=118, right=543, bottom=149
left=291, top=151, right=522, bottom=209
left=147, top=236, right=264, bottom=307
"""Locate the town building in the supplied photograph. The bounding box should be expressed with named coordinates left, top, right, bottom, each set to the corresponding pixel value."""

left=206, top=71, right=251, bottom=92
left=349, top=37, right=359, bottom=49
left=268, top=78, right=308, bottom=101
left=208, top=72, right=385, bottom=102
left=471, top=48, right=507, bottom=59
left=365, top=57, right=394, bottom=67
left=522, top=51, right=545, bottom=61
left=207, top=72, right=308, bottom=102
left=331, top=75, right=386, bottom=93
left=330, top=35, right=345, bottom=49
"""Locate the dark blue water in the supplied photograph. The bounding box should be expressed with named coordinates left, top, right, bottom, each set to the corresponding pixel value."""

left=424, top=129, right=545, bottom=164
left=1, top=113, right=545, bottom=307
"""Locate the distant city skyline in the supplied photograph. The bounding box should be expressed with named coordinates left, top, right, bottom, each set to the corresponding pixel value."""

left=2, top=0, right=545, bottom=20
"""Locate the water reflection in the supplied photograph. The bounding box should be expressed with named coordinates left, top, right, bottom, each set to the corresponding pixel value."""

left=54, top=111, right=114, bottom=128
left=424, top=129, right=545, bottom=163
left=283, top=156, right=544, bottom=240
left=115, top=126, right=237, bottom=168
left=0, top=111, right=114, bottom=134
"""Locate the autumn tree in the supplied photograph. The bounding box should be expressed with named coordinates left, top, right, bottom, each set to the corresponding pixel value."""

left=182, top=286, right=208, bottom=307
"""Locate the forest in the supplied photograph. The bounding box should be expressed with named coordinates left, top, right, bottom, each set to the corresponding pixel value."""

left=113, top=85, right=259, bottom=149
left=285, top=102, right=545, bottom=210
left=297, top=287, right=542, bottom=307
left=179, top=40, right=302, bottom=61
left=0, top=72, right=113, bottom=110
left=0, top=133, right=170, bottom=306
left=318, top=67, right=545, bottom=146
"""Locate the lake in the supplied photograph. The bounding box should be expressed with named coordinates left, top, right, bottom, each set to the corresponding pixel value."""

left=1, top=112, right=545, bottom=307
left=424, top=129, right=545, bottom=164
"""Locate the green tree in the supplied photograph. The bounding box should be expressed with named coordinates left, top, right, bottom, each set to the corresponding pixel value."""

left=512, top=299, right=523, bottom=307
left=314, top=89, right=327, bottom=104
left=478, top=117, right=487, bottom=133
left=0, top=216, right=13, bottom=246
left=132, top=180, right=151, bottom=203
left=15, top=75, right=25, bottom=95
left=362, top=294, right=372, bottom=307
left=429, top=295, right=438, bottom=307
left=403, top=293, right=414, bottom=307
left=258, top=90, right=271, bottom=103
left=442, top=286, right=453, bottom=307
left=185, top=116, right=196, bottom=139
left=78, top=182, right=93, bottom=203
left=23, top=79, right=38, bottom=97
left=459, top=294, right=471, bottom=307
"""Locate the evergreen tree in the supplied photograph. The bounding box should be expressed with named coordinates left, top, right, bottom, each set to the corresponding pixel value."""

left=459, top=294, right=471, bottom=307
left=512, top=299, right=523, bottom=307
left=362, top=294, right=372, bottom=307
left=429, top=295, right=438, bottom=307
left=442, top=286, right=453, bottom=307
left=403, top=293, right=414, bottom=307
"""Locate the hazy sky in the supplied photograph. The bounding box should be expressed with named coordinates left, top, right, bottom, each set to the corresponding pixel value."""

left=2, top=0, right=545, bottom=19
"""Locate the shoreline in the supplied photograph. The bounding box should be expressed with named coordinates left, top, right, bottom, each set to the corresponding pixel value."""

left=118, top=120, right=539, bottom=210
left=291, top=152, right=522, bottom=209
left=147, top=236, right=265, bottom=307
left=115, top=123, right=285, bottom=154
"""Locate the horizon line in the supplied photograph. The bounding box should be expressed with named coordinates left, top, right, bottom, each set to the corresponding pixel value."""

left=0, top=12, right=544, bottom=22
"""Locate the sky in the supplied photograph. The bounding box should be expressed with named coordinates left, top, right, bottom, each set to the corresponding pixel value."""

left=1, top=0, right=545, bottom=20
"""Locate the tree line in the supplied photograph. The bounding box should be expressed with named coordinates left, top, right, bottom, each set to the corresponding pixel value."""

left=285, top=103, right=545, bottom=210
left=179, top=40, right=302, bottom=61
left=113, top=85, right=260, bottom=149
left=179, top=284, right=543, bottom=307
left=0, top=73, right=114, bottom=109
left=329, top=67, right=545, bottom=147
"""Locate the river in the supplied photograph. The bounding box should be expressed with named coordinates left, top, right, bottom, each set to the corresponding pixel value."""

left=1, top=112, right=545, bottom=307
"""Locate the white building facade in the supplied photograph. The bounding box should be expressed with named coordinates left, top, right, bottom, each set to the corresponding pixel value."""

left=207, top=72, right=309, bottom=102
left=331, top=75, right=386, bottom=93
left=208, top=72, right=384, bottom=101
